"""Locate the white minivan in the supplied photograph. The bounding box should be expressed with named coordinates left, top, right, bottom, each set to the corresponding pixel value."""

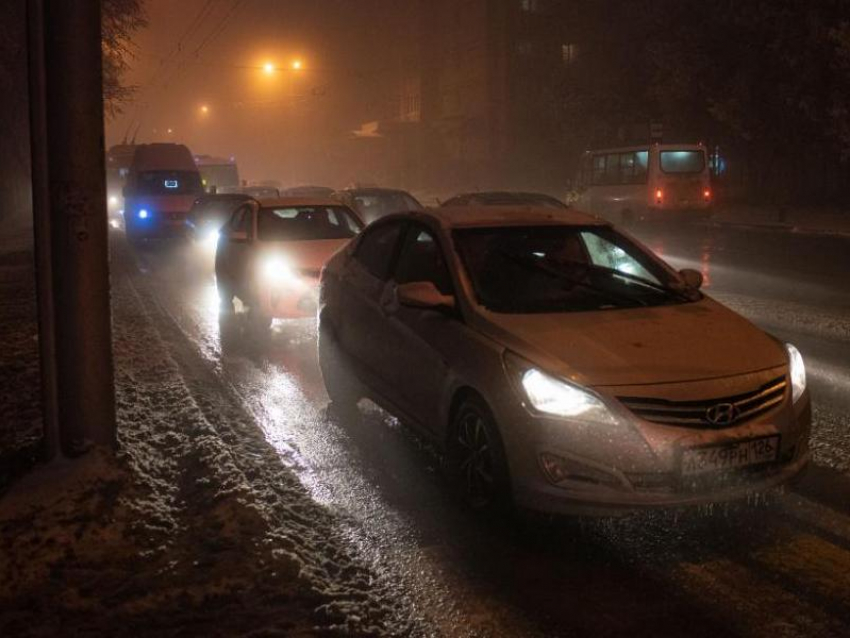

left=574, top=143, right=712, bottom=223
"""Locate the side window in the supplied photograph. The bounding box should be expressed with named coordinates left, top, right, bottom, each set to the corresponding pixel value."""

left=353, top=222, right=404, bottom=280
left=634, top=151, right=649, bottom=183
left=592, top=154, right=606, bottom=185
left=229, top=205, right=251, bottom=233
left=394, top=227, right=453, bottom=295
left=604, top=153, right=621, bottom=185
left=580, top=232, right=658, bottom=282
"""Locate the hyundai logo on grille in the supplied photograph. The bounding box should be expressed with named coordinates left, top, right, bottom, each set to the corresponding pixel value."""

left=705, top=402, right=739, bottom=426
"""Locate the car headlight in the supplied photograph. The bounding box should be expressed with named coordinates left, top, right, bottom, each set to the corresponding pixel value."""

left=785, top=343, right=806, bottom=403
left=506, top=353, right=617, bottom=424
left=261, top=255, right=298, bottom=286
left=203, top=229, right=220, bottom=249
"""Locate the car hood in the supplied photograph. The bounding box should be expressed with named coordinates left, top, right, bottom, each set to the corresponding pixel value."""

left=261, top=238, right=350, bottom=271
left=475, top=297, right=786, bottom=387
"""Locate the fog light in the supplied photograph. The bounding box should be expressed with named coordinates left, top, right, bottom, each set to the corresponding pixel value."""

left=539, top=452, right=621, bottom=488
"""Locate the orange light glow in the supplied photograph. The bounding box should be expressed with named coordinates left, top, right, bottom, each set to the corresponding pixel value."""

left=291, top=59, right=303, bottom=71
left=263, top=61, right=275, bottom=74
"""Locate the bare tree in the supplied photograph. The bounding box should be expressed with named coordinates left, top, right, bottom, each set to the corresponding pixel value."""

left=101, top=0, right=147, bottom=118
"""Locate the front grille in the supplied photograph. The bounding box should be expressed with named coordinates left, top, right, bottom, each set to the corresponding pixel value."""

left=618, top=375, right=787, bottom=429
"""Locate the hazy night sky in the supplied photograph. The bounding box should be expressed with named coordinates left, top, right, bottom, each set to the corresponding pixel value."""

left=107, top=0, right=391, bottom=185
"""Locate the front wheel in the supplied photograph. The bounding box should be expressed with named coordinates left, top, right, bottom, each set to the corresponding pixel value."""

left=447, top=395, right=512, bottom=513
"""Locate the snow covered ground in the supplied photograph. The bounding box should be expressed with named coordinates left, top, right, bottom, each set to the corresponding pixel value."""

left=0, top=226, right=413, bottom=636
left=0, top=217, right=41, bottom=490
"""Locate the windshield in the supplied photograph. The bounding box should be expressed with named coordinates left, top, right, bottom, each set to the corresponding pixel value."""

left=132, top=170, right=204, bottom=196
left=660, top=150, right=706, bottom=174
left=257, top=206, right=363, bottom=241
left=454, top=225, right=698, bottom=313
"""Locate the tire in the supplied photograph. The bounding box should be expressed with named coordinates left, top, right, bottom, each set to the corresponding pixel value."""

left=318, top=325, right=360, bottom=412
left=216, top=278, right=236, bottom=315
left=447, top=394, right=512, bottom=513
left=249, top=308, right=272, bottom=332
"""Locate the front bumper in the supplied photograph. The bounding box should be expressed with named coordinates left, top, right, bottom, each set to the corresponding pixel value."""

left=257, top=279, right=320, bottom=319
left=494, top=387, right=812, bottom=516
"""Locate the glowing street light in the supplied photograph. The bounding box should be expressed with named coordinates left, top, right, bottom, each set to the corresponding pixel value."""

left=199, top=104, right=210, bottom=115
left=263, top=61, right=275, bottom=75
left=291, top=59, right=303, bottom=71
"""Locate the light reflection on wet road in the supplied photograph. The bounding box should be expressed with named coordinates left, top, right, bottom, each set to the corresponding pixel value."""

left=128, top=221, right=850, bottom=637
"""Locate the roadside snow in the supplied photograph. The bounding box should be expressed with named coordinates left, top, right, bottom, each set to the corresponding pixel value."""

left=0, top=236, right=412, bottom=636
left=0, top=218, right=41, bottom=491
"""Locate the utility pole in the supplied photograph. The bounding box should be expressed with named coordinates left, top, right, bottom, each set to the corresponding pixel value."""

left=27, top=0, right=116, bottom=457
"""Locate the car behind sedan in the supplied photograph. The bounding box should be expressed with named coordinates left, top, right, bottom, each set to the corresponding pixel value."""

left=215, top=198, right=363, bottom=327
left=317, top=206, right=811, bottom=514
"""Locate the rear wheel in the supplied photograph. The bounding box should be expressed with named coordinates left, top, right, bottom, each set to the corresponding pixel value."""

left=448, top=395, right=512, bottom=513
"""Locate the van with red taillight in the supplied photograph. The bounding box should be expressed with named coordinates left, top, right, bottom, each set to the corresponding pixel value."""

left=123, top=143, right=204, bottom=244
left=574, top=143, right=712, bottom=224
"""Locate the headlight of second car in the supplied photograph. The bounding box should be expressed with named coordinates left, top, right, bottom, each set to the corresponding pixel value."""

left=261, top=255, right=298, bottom=286
left=506, top=353, right=617, bottom=425
left=785, top=343, right=806, bottom=403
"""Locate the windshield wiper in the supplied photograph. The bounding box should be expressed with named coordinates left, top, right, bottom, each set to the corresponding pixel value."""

left=587, top=265, right=697, bottom=302
left=500, top=252, right=648, bottom=308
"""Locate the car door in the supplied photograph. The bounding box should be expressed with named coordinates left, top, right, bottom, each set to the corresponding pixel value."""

left=336, top=220, right=406, bottom=395
left=378, top=224, right=459, bottom=430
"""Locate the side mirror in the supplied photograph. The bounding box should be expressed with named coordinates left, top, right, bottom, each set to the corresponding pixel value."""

left=679, top=268, right=703, bottom=290
left=397, top=281, right=455, bottom=310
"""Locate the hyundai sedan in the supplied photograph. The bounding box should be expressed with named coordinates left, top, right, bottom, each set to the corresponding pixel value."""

left=317, top=206, right=811, bottom=514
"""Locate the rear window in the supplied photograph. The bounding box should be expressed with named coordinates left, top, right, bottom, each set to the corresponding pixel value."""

left=133, top=170, right=204, bottom=195
left=660, top=151, right=706, bottom=174
left=257, top=206, right=362, bottom=241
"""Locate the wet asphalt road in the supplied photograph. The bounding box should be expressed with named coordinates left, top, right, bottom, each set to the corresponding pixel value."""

left=122, top=220, right=850, bottom=637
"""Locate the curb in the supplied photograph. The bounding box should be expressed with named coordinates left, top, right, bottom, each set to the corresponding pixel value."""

left=700, top=219, right=850, bottom=239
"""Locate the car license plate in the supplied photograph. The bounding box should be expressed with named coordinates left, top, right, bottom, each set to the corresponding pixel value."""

left=680, top=436, right=780, bottom=477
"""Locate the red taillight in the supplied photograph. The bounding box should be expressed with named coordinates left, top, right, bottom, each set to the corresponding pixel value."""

left=704, top=189, right=711, bottom=200
left=655, top=189, right=663, bottom=202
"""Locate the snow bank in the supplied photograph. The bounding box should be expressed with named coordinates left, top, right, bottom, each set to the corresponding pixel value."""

left=0, top=239, right=412, bottom=636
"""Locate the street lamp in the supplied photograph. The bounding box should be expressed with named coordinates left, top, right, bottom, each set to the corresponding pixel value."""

left=199, top=104, right=210, bottom=116
left=291, top=59, right=303, bottom=71
left=263, top=61, right=275, bottom=75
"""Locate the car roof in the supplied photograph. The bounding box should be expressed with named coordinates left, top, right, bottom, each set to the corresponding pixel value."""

left=256, top=197, right=351, bottom=208
left=340, top=187, right=413, bottom=195
left=447, top=191, right=567, bottom=206
left=392, top=205, right=607, bottom=229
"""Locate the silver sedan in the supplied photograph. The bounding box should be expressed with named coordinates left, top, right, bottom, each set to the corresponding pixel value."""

left=317, top=206, right=811, bottom=515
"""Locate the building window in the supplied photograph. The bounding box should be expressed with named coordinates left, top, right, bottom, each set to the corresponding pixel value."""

left=561, top=43, right=577, bottom=66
